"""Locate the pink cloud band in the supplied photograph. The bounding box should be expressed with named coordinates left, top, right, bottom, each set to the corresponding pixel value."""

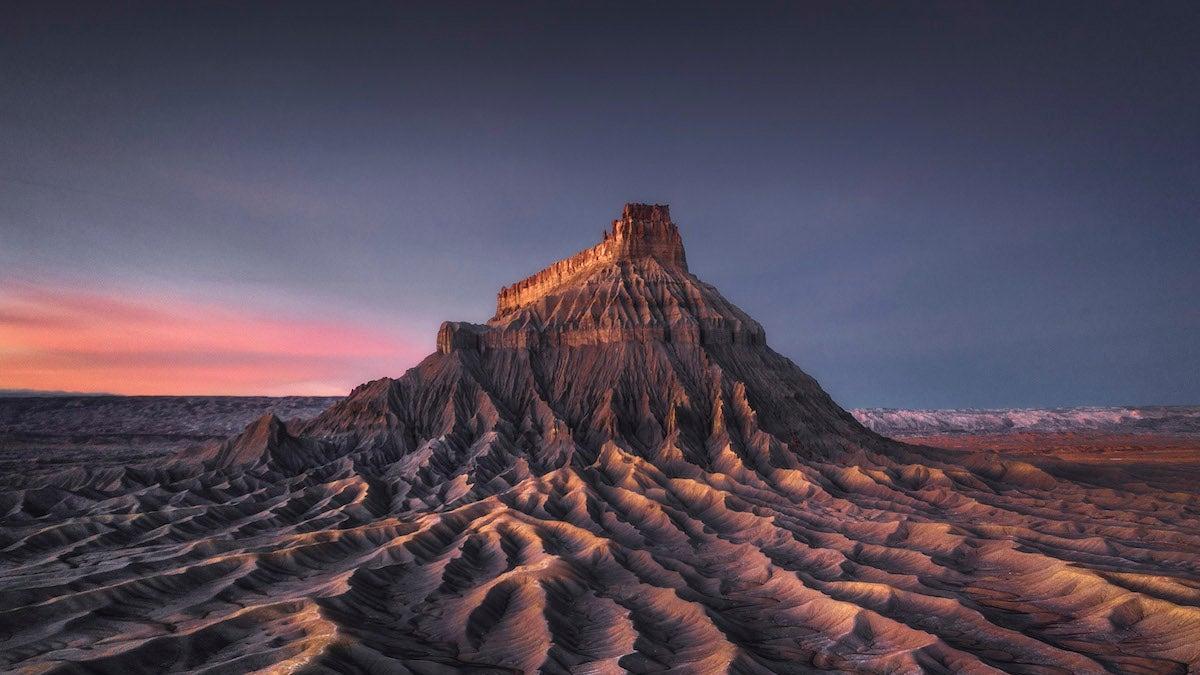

left=0, top=282, right=425, bottom=395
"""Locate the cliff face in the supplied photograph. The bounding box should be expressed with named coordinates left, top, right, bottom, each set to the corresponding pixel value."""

left=4, top=203, right=1198, bottom=674
left=494, top=203, right=687, bottom=317
left=475, top=204, right=760, bottom=350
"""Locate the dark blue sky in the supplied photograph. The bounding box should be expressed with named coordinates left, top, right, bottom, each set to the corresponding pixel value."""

left=2, top=1, right=1198, bottom=406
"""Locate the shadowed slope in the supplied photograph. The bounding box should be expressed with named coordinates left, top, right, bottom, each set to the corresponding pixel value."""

left=2, top=204, right=1198, bottom=673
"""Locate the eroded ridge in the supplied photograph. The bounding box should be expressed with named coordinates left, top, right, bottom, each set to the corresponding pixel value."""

left=495, top=203, right=687, bottom=317
left=475, top=204, right=762, bottom=350
left=2, top=204, right=1199, bottom=674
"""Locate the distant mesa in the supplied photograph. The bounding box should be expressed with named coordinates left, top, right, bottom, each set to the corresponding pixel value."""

left=0, top=388, right=116, bottom=397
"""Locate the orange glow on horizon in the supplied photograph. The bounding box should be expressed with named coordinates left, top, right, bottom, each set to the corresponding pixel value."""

left=0, top=282, right=427, bottom=396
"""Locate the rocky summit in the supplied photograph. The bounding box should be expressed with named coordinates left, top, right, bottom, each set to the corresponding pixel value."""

left=1, top=205, right=1198, bottom=673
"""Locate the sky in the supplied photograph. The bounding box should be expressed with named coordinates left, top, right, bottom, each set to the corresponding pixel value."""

left=1, top=1, right=1198, bottom=407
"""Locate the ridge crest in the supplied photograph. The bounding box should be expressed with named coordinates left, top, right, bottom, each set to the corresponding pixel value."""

left=494, top=203, right=687, bottom=316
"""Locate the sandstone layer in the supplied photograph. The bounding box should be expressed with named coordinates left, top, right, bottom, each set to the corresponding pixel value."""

left=2, top=205, right=1198, bottom=673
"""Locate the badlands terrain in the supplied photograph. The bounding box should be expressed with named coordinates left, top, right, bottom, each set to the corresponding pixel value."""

left=2, top=205, right=1199, bottom=673
left=4, top=397, right=1196, bottom=487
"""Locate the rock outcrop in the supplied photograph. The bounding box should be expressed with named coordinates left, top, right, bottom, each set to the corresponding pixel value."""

left=461, top=204, right=763, bottom=351
left=436, top=321, right=485, bottom=354
left=495, top=203, right=687, bottom=316
left=199, top=413, right=332, bottom=473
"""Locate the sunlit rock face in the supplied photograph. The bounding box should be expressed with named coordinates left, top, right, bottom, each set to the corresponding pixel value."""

left=2, top=205, right=1199, bottom=673
left=486, top=205, right=762, bottom=351
left=494, top=203, right=688, bottom=317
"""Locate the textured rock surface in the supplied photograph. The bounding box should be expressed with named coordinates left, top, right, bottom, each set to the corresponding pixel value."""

left=495, top=203, right=688, bottom=317
left=1, top=204, right=1198, bottom=673
left=486, top=204, right=761, bottom=351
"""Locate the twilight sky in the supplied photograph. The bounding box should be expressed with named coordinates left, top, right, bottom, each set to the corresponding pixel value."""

left=2, top=1, right=1198, bottom=407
